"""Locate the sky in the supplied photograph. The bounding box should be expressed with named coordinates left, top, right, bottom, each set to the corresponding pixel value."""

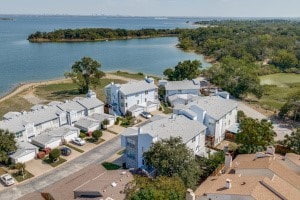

left=0, top=0, right=299, bottom=18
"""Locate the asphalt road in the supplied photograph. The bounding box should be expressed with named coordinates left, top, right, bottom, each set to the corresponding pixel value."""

left=0, top=135, right=122, bottom=200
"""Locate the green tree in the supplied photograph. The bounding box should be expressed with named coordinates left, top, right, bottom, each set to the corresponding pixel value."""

left=92, top=130, right=102, bottom=141
left=0, top=129, right=17, bottom=164
left=282, top=128, right=300, bottom=154
left=143, top=137, right=200, bottom=188
left=271, top=50, right=298, bottom=70
left=278, top=91, right=300, bottom=122
left=127, top=176, right=185, bottom=200
left=235, top=118, right=276, bottom=153
left=65, top=57, right=105, bottom=94
left=196, top=151, right=225, bottom=178
left=163, top=60, right=202, bottom=81
left=237, top=110, right=247, bottom=123
left=15, top=163, right=26, bottom=176
left=49, top=148, right=61, bottom=162
left=205, top=56, right=263, bottom=98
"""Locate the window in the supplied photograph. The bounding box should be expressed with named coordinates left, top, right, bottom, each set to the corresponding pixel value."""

left=145, top=98, right=147, bottom=102
left=15, top=132, right=23, bottom=138
left=125, top=103, right=128, bottom=107
left=178, top=89, right=182, bottom=93
left=137, top=100, right=139, bottom=104
left=145, top=90, right=148, bottom=94
left=121, top=95, right=124, bottom=99
left=135, top=94, right=139, bottom=97
left=121, top=103, right=124, bottom=107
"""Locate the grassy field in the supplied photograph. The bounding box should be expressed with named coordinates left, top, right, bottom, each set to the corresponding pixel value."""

left=258, top=73, right=300, bottom=110
left=34, top=78, right=126, bottom=102
left=0, top=94, right=33, bottom=119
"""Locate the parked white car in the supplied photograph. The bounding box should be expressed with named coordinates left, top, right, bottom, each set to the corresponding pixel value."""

left=72, top=137, right=86, bottom=146
left=140, top=111, right=152, bottom=119
left=0, top=174, right=15, bottom=186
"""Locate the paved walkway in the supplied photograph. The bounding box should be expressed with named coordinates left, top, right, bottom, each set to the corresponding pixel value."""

left=0, top=135, right=122, bottom=200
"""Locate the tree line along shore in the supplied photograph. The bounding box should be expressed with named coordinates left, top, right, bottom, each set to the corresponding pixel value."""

left=27, top=28, right=182, bottom=42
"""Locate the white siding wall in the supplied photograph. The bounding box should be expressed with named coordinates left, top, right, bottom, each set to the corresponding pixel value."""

left=64, top=132, right=79, bottom=142
left=13, top=151, right=36, bottom=164
left=137, top=133, right=154, bottom=168
left=122, top=89, right=156, bottom=115
left=186, top=132, right=205, bottom=154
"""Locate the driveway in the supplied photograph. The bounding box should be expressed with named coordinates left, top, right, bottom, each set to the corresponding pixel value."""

left=0, top=135, right=122, bottom=200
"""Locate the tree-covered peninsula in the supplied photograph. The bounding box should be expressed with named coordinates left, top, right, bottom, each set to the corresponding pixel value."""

left=179, top=19, right=300, bottom=73
left=27, top=28, right=182, bottom=42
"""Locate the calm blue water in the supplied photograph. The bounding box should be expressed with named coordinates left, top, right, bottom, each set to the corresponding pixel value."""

left=0, top=15, right=210, bottom=96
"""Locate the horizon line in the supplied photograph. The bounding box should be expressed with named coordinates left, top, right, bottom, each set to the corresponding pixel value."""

left=1, top=13, right=300, bottom=19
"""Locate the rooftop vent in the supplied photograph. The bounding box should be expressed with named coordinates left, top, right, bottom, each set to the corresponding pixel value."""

left=225, top=179, right=232, bottom=189
left=111, top=182, right=117, bottom=187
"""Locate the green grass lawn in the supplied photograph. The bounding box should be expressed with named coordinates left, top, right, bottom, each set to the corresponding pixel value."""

left=0, top=95, right=33, bottom=118
left=43, top=157, right=67, bottom=167
left=258, top=73, right=300, bottom=110
left=102, top=162, right=121, bottom=170
left=260, top=73, right=300, bottom=87
left=112, top=71, right=146, bottom=80
left=12, top=170, right=34, bottom=182
left=65, top=143, right=84, bottom=153
left=34, top=78, right=126, bottom=102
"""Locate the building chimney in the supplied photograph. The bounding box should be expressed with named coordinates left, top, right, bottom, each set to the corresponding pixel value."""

left=185, top=189, right=195, bottom=200
left=256, top=152, right=266, bottom=158
left=225, top=179, right=232, bottom=189
left=266, top=146, right=275, bottom=155
left=225, top=152, right=232, bottom=170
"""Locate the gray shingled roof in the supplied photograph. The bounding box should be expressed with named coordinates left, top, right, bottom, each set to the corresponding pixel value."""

left=119, top=80, right=157, bottom=96
left=188, top=96, right=238, bottom=120
left=57, top=100, right=85, bottom=112
left=32, top=125, right=79, bottom=146
left=76, top=97, right=104, bottom=110
left=74, top=117, right=100, bottom=129
left=2, top=111, right=21, bottom=120
left=90, top=113, right=115, bottom=122
left=164, top=80, right=200, bottom=91
left=9, top=141, right=38, bottom=160
left=0, top=106, right=62, bottom=133
left=141, top=115, right=206, bottom=143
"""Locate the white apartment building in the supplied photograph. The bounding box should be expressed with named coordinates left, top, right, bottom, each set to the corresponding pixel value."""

left=0, top=90, right=104, bottom=142
left=174, top=95, right=238, bottom=146
left=121, top=114, right=207, bottom=169
left=158, top=79, right=201, bottom=101
left=105, top=77, right=159, bottom=116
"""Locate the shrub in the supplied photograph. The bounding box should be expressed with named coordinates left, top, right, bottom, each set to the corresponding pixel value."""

left=79, top=132, right=86, bottom=138
left=37, top=151, right=45, bottom=159
left=49, top=148, right=61, bottom=161
left=92, top=130, right=102, bottom=141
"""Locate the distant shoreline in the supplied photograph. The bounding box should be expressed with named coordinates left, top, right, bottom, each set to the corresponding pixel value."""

left=0, top=78, right=71, bottom=103
left=28, top=35, right=178, bottom=43
left=0, top=17, right=14, bottom=21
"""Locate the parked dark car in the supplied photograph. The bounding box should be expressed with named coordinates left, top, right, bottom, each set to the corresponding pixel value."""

left=60, top=147, right=72, bottom=156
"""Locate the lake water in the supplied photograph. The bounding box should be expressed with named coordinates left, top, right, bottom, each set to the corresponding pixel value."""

left=0, top=15, right=210, bottom=96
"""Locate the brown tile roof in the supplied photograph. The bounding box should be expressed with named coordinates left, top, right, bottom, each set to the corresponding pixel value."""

left=194, top=174, right=279, bottom=200
left=24, top=164, right=133, bottom=200
left=233, top=154, right=300, bottom=190
left=261, top=175, right=300, bottom=200
left=195, top=153, right=300, bottom=200
left=285, top=153, right=300, bottom=167
left=19, top=192, right=44, bottom=200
